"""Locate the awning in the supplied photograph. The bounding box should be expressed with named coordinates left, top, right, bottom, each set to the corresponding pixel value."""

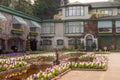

left=13, top=16, right=27, bottom=25
left=31, top=21, right=41, bottom=28
left=0, top=12, right=7, bottom=20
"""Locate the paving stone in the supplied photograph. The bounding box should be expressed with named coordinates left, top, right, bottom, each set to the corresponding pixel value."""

left=60, top=53, right=120, bottom=80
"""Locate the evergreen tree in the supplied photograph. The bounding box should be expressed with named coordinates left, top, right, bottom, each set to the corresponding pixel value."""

left=33, top=0, right=69, bottom=19
left=15, top=0, right=34, bottom=15
left=0, top=0, right=33, bottom=15
left=0, top=0, right=10, bottom=7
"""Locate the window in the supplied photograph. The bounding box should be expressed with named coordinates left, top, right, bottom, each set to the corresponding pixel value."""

left=30, top=27, right=36, bottom=32
left=57, top=39, right=64, bottom=45
left=116, top=20, right=120, bottom=33
left=65, top=6, right=84, bottom=16
left=41, top=23, right=55, bottom=34
left=68, top=40, right=74, bottom=45
left=68, top=39, right=81, bottom=45
left=40, top=41, right=43, bottom=46
left=43, top=40, right=52, bottom=45
left=99, top=9, right=113, bottom=16
left=13, top=24, right=22, bottom=29
left=98, top=21, right=112, bottom=33
left=65, top=21, right=84, bottom=33
left=118, top=8, right=120, bottom=14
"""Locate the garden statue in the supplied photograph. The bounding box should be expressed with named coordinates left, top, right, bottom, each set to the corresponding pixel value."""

left=53, top=47, right=60, bottom=65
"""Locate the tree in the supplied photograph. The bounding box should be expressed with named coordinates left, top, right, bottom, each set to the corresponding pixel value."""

left=0, top=0, right=11, bottom=7
left=33, top=0, right=69, bottom=19
left=0, top=0, right=33, bottom=15
left=14, top=0, right=34, bottom=15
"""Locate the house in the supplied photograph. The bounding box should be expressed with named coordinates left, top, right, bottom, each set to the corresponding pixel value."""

left=0, top=5, right=41, bottom=52
left=0, top=1, right=120, bottom=52
left=40, top=1, right=120, bottom=51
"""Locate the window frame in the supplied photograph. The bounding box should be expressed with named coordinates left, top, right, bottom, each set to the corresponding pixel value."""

left=65, top=21, right=84, bottom=34
left=41, top=23, right=55, bottom=34
left=65, top=6, right=85, bottom=17
left=57, top=39, right=64, bottom=45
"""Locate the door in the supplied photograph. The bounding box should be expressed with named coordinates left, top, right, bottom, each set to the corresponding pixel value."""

left=30, top=39, right=37, bottom=51
left=86, top=35, right=93, bottom=51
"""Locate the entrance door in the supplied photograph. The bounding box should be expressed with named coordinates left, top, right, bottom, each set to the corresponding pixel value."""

left=86, top=35, right=93, bottom=51
left=30, top=39, right=37, bottom=51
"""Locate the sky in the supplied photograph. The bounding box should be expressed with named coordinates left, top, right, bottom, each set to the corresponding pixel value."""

left=69, top=0, right=109, bottom=3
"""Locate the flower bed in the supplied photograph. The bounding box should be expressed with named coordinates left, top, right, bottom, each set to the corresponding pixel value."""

left=26, top=56, right=108, bottom=80
left=0, top=65, right=30, bottom=79
left=0, top=57, right=31, bottom=79
left=94, top=51, right=110, bottom=54
left=26, top=63, right=70, bottom=80
left=0, top=59, right=28, bottom=72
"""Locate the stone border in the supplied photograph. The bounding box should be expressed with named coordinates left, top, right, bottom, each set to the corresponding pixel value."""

left=52, top=67, right=107, bottom=80
left=52, top=69, right=71, bottom=80
left=71, top=68, right=107, bottom=71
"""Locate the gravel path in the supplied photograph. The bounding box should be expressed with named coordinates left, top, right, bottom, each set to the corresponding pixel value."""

left=60, top=53, right=120, bottom=80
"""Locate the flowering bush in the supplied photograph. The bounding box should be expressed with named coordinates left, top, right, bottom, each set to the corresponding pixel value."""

left=0, top=58, right=28, bottom=72
left=71, top=62, right=106, bottom=69
left=79, top=55, right=95, bottom=61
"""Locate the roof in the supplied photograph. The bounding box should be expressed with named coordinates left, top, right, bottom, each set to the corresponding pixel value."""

left=0, top=5, right=41, bottom=22
left=62, top=1, right=120, bottom=8
left=62, top=1, right=90, bottom=7
left=98, top=15, right=120, bottom=20
left=88, top=1, right=120, bottom=8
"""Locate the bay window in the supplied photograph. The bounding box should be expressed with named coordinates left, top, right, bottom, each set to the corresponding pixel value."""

left=98, top=21, right=112, bottom=33
left=65, top=21, right=84, bottom=34
left=116, top=20, right=120, bottom=33
left=65, top=6, right=84, bottom=16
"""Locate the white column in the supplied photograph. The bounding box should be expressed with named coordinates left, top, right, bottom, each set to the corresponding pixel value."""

left=95, top=38, right=98, bottom=50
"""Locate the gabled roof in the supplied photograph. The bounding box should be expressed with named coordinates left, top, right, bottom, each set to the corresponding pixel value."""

left=0, top=5, right=41, bottom=22
left=62, top=1, right=120, bottom=8
left=62, top=1, right=90, bottom=7
left=88, top=1, right=120, bottom=8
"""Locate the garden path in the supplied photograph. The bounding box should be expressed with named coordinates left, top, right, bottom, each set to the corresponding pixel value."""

left=60, top=53, right=120, bottom=80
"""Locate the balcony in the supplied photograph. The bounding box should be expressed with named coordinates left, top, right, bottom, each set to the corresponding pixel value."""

left=29, top=31, right=38, bottom=36
left=11, top=29, right=24, bottom=35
